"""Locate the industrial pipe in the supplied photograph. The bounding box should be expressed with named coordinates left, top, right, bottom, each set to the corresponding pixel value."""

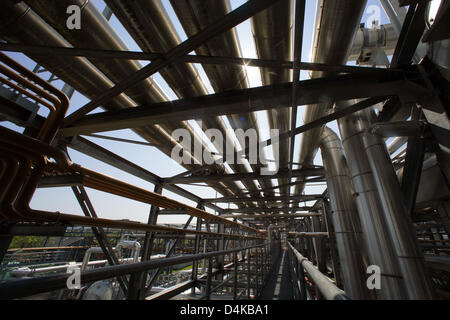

left=0, top=244, right=265, bottom=299
left=362, top=116, right=435, bottom=299
left=287, top=241, right=349, bottom=300
left=294, top=0, right=368, bottom=198
left=0, top=0, right=238, bottom=203
left=337, top=99, right=434, bottom=299
left=319, top=126, right=368, bottom=299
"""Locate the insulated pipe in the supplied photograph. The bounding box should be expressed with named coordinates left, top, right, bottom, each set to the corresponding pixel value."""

left=0, top=0, right=236, bottom=202
left=101, top=0, right=261, bottom=205
left=287, top=241, right=349, bottom=300
left=81, top=247, right=104, bottom=271
left=251, top=0, right=293, bottom=202
left=294, top=0, right=367, bottom=197
left=116, top=241, right=141, bottom=263
left=167, top=0, right=274, bottom=199
left=0, top=128, right=262, bottom=238
left=319, top=127, right=368, bottom=299
left=361, top=114, right=435, bottom=299
left=336, top=102, right=406, bottom=299
left=23, top=0, right=242, bottom=200
left=337, top=100, right=432, bottom=299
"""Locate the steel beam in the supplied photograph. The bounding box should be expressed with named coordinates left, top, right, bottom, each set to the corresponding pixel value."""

left=61, top=75, right=416, bottom=137
left=223, top=206, right=312, bottom=214
left=63, top=0, right=284, bottom=125
left=422, top=1, right=450, bottom=42
left=81, top=133, right=157, bottom=147
left=71, top=185, right=128, bottom=294
left=289, top=0, right=306, bottom=185
left=369, top=121, right=427, bottom=137
left=203, top=194, right=322, bottom=204
left=221, top=213, right=321, bottom=219
left=401, top=111, right=427, bottom=215
left=0, top=42, right=403, bottom=75
left=391, top=2, right=427, bottom=67
left=37, top=175, right=85, bottom=188
left=146, top=280, right=195, bottom=300
left=65, top=136, right=224, bottom=214
left=163, top=167, right=324, bottom=184
left=127, top=184, right=163, bottom=300
left=143, top=215, right=195, bottom=298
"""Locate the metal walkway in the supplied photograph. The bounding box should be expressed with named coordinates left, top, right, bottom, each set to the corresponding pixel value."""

left=260, top=248, right=295, bottom=300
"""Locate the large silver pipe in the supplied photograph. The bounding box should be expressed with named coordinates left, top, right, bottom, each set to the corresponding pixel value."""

left=168, top=0, right=274, bottom=200
left=1, top=0, right=237, bottom=201
left=294, top=0, right=367, bottom=197
left=337, top=100, right=434, bottom=299
left=23, top=0, right=238, bottom=200
left=337, top=103, right=405, bottom=299
left=103, top=0, right=262, bottom=204
left=319, top=127, right=368, bottom=299
left=251, top=0, right=293, bottom=201
left=361, top=114, right=435, bottom=299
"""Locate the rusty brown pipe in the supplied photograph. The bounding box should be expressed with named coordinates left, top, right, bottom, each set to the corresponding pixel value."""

left=0, top=74, right=55, bottom=110
left=0, top=52, right=69, bottom=144
left=0, top=156, right=260, bottom=239
left=0, top=131, right=262, bottom=238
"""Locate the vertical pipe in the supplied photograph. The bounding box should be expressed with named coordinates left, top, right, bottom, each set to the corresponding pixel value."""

left=216, top=223, right=225, bottom=281
left=319, top=127, right=368, bottom=299
left=247, top=248, right=251, bottom=299
left=192, top=217, right=203, bottom=296
left=321, top=200, right=344, bottom=289
left=311, top=215, right=327, bottom=273
left=139, top=184, right=163, bottom=298
left=205, top=257, right=213, bottom=300
left=233, top=251, right=238, bottom=300
left=337, top=103, right=406, bottom=299
left=362, top=121, right=435, bottom=299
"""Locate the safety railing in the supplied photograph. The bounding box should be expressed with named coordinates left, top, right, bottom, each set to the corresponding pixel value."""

left=0, top=243, right=273, bottom=300
left=287, top=241, right=350, bottom=300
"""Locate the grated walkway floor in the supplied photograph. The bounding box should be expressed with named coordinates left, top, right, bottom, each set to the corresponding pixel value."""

left=259, top=248, right=295, bottom=300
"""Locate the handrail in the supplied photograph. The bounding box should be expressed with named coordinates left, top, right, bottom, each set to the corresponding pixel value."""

left=0, top=244, right=264, bottom=299
left=287, top=241, right=350, bottom=300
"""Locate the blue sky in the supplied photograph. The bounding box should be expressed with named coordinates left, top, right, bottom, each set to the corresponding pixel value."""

left=3, top=0, right=391, bottom=225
